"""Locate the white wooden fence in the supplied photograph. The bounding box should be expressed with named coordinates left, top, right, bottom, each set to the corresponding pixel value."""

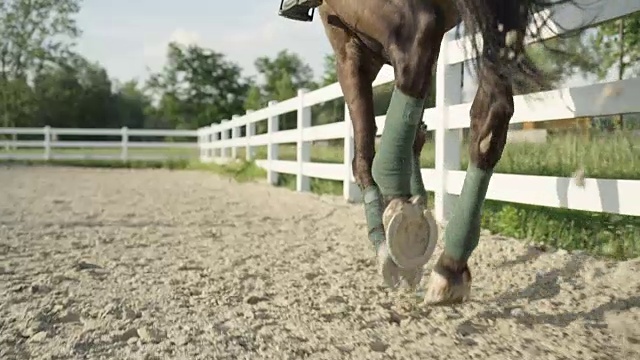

left=0, top=127, right=199, bottom=162
left=198, top=0, right=640, bottom=222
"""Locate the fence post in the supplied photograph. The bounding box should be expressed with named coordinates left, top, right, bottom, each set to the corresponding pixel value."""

left=206, top=127, right=213, bottom=162
left=267, top=101, right=279, bottom=185
left=296, top=89, right=311, bottom=192
left=220, top=120, right=229, bottom=159
left=246, top=110, right=255, bottom=161
left=231, top=115, right=240, bottom=159
left=120, top=126, right=129, bottom=162
left=206, top=124, right=217, bottom=161
left=43, top=126, right=51, bottom=160
left=343, top=102, right=360, bottom=202
left=197, top=129, right=202, bottom=161
left=213, top=127, right=221, bottom=159
left=434, top=30, right=463, bottom=223
left=197, top=128, right=204, bottom=162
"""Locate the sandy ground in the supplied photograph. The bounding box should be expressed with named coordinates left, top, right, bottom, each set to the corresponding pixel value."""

left=0, top=166, right=639, bottom=360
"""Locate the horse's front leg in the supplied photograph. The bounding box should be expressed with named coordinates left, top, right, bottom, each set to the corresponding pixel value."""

left=335, top=60, right=438, bottom=289
left=425, top=65, right=514, bottom=305
left=370, top=6, right=444, bottom=282
left=320, top=10, right=406, bottom=286
left=338, top=52, right=417, bottom=288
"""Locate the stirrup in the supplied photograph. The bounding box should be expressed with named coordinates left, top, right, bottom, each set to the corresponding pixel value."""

left=278, top=0, right=321, bottom=22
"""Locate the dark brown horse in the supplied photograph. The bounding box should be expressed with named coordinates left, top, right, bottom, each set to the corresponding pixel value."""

left=279, top=0, right=577, bottom=305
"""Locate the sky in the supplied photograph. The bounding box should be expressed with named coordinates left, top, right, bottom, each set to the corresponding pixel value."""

left=74, top=0, right=334, bottom=84
left=73, top=0, right=598, bottom=99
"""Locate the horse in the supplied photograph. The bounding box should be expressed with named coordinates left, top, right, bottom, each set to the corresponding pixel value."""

left=278, top=0, right=577, bottom=305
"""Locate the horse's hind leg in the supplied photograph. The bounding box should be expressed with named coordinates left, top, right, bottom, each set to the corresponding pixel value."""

left=425, top=44, right=516, bottom=307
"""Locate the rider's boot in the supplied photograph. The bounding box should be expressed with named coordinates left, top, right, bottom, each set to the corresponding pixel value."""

left=278, top=0, right=322, bottom=22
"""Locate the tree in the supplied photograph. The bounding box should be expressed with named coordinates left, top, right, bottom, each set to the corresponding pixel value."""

left=254, top=50, right=316, bottom=96
left=0, top=0, right=83, bottom=127
left=589, top=14, right=640, bottom=129
left=31, top=62, right=84, bottom=128
left=554, top=13, right=640, bottom=129
left=244, top=85, right=264, bottom=111
left=146, top=42, right=250, bottom=129
left=247, top=50, right=317, bottom=129
left=112, top=80, right=152, bottom=129
left=76, top=59, right=114, bottom=128
left=30, top=56, right=117, bottom=132
left=584, top=14, right=640, bottom=81
left=320, top=53, right=337, bottom=86
left=314, top=53, right=344, bottom=127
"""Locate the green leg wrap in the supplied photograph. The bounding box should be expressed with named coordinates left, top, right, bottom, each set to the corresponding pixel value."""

left=410, top=153, right=427, bottom=198
left=362, top=185, right=386, bottom=250
left=443, top=164, right=493, bottom=262
left=372, top=87, right=426, bottom=197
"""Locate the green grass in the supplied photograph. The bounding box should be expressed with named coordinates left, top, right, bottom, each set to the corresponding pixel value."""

left=2, top=131, right=638, bottom=259
left=188, top=160, right=267, bottom=182
left=243, top=131, right=638, bottom=179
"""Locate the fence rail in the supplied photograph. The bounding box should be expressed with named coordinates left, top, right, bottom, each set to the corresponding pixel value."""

left=0, top=127, right=199, bottom=162
left=198, top=0, right=640, bottom=222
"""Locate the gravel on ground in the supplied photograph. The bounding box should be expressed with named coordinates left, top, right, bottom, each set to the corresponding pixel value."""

left=1, top=166, right=639, bottom=359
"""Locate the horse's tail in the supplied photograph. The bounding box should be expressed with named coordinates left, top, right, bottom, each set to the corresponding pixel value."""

left=452, top=0, right=579, bottom=93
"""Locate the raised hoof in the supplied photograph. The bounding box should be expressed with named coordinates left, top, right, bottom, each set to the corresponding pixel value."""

left=382, top=196, right=438, bottom=270
left=424, top=256, right=472, bottom=306
left=377, top=243, right=401, bottom=289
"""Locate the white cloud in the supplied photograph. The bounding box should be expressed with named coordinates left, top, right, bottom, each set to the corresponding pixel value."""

left=76, top=1, right=334, bottom=83
left=142, top=28, right=203, bottom=67
left=138, top=18, right=331, bottom=82
left=169, top=28, right=202, bottom=46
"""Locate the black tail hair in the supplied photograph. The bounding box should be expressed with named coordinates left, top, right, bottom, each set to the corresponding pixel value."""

left=452, top=0, right=586, bottom=93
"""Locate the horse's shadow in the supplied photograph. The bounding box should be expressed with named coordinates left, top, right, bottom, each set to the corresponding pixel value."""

left=462, top=255, right=640, bottom=330
left=495, top=246, right=547, bottom=268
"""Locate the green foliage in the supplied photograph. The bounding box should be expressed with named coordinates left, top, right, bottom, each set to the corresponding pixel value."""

left=145, top=43, right=251, bottom=129
left=583, top=14, right=640, bottom=80
left=321, top=54, right=338, bottom=86
left=524, top=35, right=591, bottom=89
left=0, top=0, right=83, bottom=127
left=113, top=80, right=152, bottom=129
left=529, top=12, right=640, bottom=86
left=205, top=160, right=267, bottom=183
left=245, top=50, right=319, bottom=131
left=254, top=49, right=316, bottom=95
left=0, top=0, right=82, bottom=78
left=244, top=85, right=264, bottom=112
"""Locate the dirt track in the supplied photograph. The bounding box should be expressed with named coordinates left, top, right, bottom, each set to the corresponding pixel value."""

left=1, top=166, right=639, bottom=360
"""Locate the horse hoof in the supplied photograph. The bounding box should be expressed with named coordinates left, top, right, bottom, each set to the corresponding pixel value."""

left=377, top=243, right=401, bottom=289
left=383, top=196, right=438, bottom=270
left=399, top=266, right=423, bottom=289
left=424, top=257, right=472, bottom=306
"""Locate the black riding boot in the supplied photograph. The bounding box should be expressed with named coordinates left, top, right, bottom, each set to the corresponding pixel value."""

left=278, top=0, right=322, bottom=22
